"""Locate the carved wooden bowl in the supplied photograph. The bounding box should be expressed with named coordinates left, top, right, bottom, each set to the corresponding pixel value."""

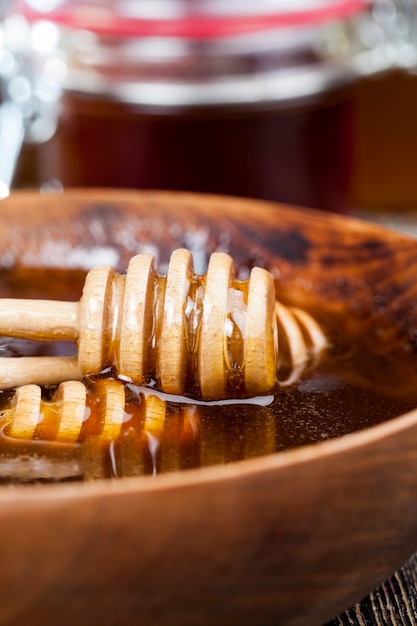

left=0, top=189, right=417, bottom=626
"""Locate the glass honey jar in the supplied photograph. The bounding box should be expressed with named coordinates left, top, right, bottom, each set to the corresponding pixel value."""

left=2, top=0, right=397, bottom=212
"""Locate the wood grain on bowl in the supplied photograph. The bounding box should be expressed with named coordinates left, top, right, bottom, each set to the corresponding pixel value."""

left=0, top=190, right=414, bottom=625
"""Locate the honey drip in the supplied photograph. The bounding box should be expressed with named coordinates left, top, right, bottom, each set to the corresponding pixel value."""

left=0, top=249, right=326, bottom=399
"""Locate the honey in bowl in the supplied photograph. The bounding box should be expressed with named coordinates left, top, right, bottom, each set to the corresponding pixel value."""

left=0, top=250, right=416, bottom=485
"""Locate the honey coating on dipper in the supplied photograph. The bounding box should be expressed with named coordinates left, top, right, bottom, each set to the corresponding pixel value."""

left=0, top=250, right=326, bottom=399
left=87, top=249, right=280, bottom=399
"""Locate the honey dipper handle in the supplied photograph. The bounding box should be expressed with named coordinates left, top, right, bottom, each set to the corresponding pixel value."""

left=0, top=299, right=79, bottom=341
left=0, top=356, right=81, bottom=390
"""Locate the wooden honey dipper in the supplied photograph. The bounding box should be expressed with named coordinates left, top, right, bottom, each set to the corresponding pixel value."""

left=0, top=378, right=276, bottom=481
left=0, top=249, right=326, bottom=399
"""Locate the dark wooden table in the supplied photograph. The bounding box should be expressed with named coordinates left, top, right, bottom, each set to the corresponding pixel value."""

left=327, top=209, right=417, bottom=626
left=326, top=553, right=417, bottom=625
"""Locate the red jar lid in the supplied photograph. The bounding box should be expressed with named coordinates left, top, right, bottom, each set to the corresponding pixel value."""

left=14, top=0, right=369, bottom=39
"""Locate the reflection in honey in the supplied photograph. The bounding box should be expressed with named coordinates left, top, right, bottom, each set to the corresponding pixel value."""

left=0, top=378, right=276, bottom=482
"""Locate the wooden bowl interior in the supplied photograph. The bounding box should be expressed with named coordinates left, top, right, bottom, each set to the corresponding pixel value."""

left=0, top=190, right=416, bottom=626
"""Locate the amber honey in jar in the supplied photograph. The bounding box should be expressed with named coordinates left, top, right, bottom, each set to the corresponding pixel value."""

left=351, top=68, right=417, bottom=210
left=345, top=0, right=417, bottom=210
left=4, top=1, right=394, bottom=212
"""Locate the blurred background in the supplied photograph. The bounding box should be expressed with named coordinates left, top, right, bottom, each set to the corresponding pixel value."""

left=0, top=0, right=417, bottom=216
